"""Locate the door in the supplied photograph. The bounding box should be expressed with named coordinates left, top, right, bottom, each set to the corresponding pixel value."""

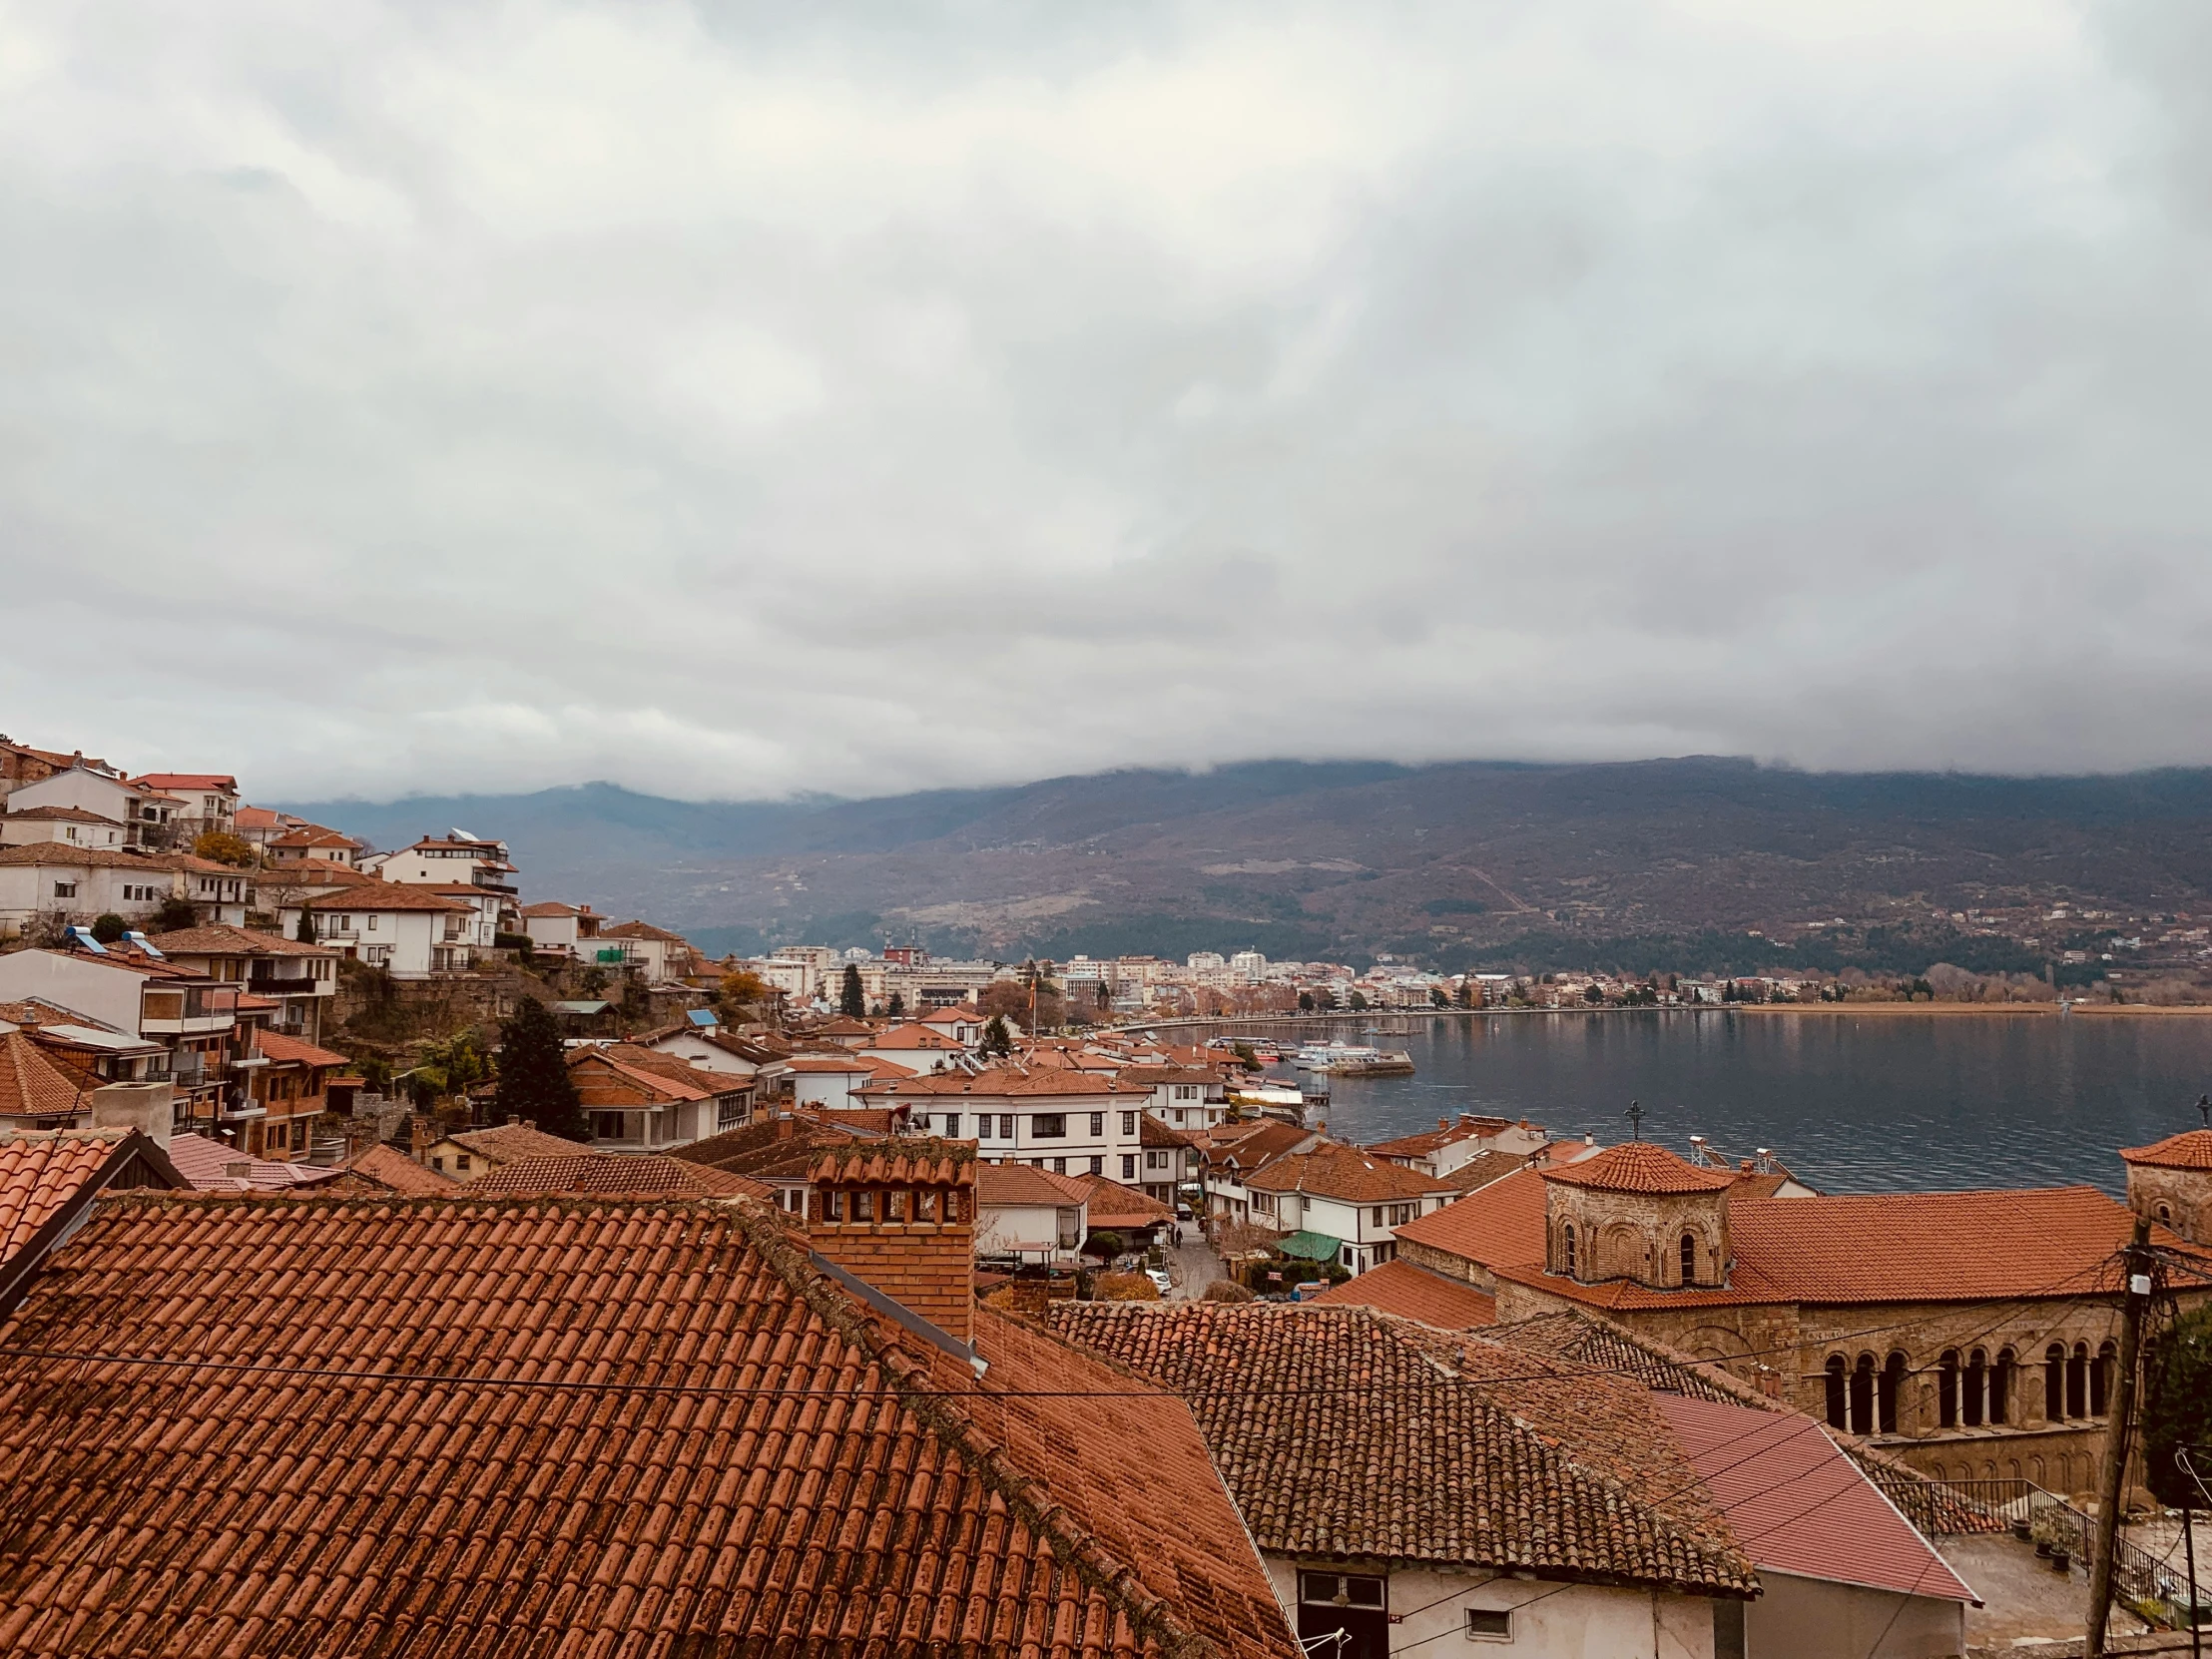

left=1297, top=1571, right=1388, bottom=1659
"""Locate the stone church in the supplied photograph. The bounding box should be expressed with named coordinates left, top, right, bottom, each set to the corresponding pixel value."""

left=1394, top=1126, right=2212, bottom=1498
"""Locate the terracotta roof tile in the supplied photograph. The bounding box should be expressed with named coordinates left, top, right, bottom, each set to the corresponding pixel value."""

left=162, top=1132, right=350, bottom=1193
left=1539, top=1140, right=1736, bottom=1194
left=2120, top=1127, right=2212, bottom=1171
left=0, top=1033, right=92, bottom=1120
left=1138, top=1114, right=1199, bottom=1149
left=304, top=884, right=472, bottom=912
left=0, top=1194, right=1296, bottom=1659
left=0, top=805, right=124, bottom=825
left=1308, top=1260, right=1497, bottom=1327
left=342, top=1143, right=456, bottom=1196
left=440, top=1122, right=591, bottom=1163
left=249, top=1030, right=350, bottom=1069
left=0, top=1129, right=130, bottom=1262
left=877, top=1065, right=1135, bottom=1099
left=1245, top=1145, right=1447, bottom=1202
left=1401, top=1168, right=2208, bottom=1309
left=1073, top=1176, right=1173, bottom=1231
left=462, top=1152, right=774, bottom=1201
left=978, top=1162, right=1092, bottom=1208
left=144, top=924, right=335, bottom=958
left=1046, top=1303, right=1758, bottom=1593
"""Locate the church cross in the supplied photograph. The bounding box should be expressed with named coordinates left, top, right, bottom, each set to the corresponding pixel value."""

left=1625, top=1100, right=1644, bottom=1141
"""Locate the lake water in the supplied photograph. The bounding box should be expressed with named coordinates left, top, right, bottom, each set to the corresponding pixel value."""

left=1244, top=1011, right=2212, bottom=1196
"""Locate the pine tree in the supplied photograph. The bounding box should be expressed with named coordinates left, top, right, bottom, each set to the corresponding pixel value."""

left=295, top=909, right=317, bottom=943
left=494, top=996, right=587, bottom=1140
left=839, top=963, right=865, bottom=1018
left=981, top=1015, right=1013, bottom=1057
left=887, top=991, right=905, bottom=1019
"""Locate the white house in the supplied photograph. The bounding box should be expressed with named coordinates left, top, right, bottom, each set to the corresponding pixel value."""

left=590, top=919, right=694, bottom=982
left=372, top=832, right=520, bottom=928
left=0, top=807, right=129, bottom=850
left=6, top=766, right=176, bottom=848
left=0, top=943, right=243, bottom=1124
left=849, top=1022, right=972, bottom=1076
left=518, top=900, right=606, bottom=959
left=282, top=885, right=477, bottom=977
left=1365, top=1113, right=1553, bottom=1178
left=859, top=1064, right=1149, bottom=1182
left=1125, top=1064, right=1232, bottom=1131
left=1245, top=1144, right=1458, bottom=1276
left=130, top=774, right=240, bottom=842
left=0, top=845, right=189, bottom=939
left=974, top=1162, right=1089, bottom=1268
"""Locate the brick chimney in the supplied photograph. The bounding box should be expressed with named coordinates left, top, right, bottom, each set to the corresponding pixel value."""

left=806, top=1144, right=975, bottom=1346
left=409, top=1115, right=434, bottom=1163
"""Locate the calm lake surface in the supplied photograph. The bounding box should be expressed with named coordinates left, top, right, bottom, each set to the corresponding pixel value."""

left=1245, top=1011, right=2212, bottom=1196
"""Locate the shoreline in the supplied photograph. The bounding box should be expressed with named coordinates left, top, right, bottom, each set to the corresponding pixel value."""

left=1128, top=1002, right=2212, bottom=1033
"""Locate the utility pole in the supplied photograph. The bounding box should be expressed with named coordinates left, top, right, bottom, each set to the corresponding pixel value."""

left=2086, top=1216, right=2154, bottom=1658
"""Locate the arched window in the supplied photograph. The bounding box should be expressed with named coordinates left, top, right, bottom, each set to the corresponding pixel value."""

left=1990, top=1349, right=2014, bottom=1424
left=1938, top=1350, right=1960, bottom=1428
left=1824, top=1356, right=1848, bottom=1429
left=2066, top=1344, right=2088, bottom=1419
left=1679, top=1232, right=1698, bottom=1287
left=1880, top=1352, right=1907, bottom=1434
left=1561, top=1223, right=1576, bottom=1278
left=2045, top=1344, right=2066, bottom=1420
left=1963, top=1350, right=1987, bottom=1427
left=2091, top=1342, right=2115, bottom=1416
left=1850, top=1354, right=1877, bottom=1436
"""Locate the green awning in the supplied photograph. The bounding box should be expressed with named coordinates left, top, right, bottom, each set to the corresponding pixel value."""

left=1275, top=1230, right=1345, bottom=1263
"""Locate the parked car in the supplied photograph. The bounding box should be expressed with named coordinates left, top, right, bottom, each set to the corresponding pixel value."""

left=1146, top=1268, right=1173, bottom=1296
left=1174, top=1203, right=1194, bottom=1222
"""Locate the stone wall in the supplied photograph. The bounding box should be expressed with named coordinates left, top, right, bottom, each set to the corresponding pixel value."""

left=2126, top=1161, right=2211, bottom=1246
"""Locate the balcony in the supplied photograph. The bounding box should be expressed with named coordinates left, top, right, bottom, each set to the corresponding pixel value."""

left=248, top=967, right=328, bottom=996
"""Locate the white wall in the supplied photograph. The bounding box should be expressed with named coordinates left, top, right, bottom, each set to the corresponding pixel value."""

left=975, top=1201, right=1083, bottom=1262
left=0, top=950, right=148, bottom=1030
left=1745, top=1571, right=1963, bottom=1659
left=1263, top=1558, right=1722, bottom=1659
left=0, top=862, right=177, bottom=936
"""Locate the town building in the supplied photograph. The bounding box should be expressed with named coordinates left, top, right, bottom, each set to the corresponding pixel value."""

left=129, top=773, right=239, bottom=841
left=0, top=1175, right=1299, bottom=1659
left=1243, top=1144, right=1458, bottom=1277
left=1365, top=1112, right=1552, bottom=1177
left=0, top=944, right=243, bottom=1130
left=566, top=1042, right=754, bottom=1147
left=282, top=885, right=478, bottom=976
left=368, top=831, right=520, bottom=928
left=591, top=918, right=695, bottom=981
left=856, top=1063, right=1148, bottom=1180
left=141, top=924, right=339, bottom=1042
left=1390, top=1136, right=2212, bottom=1497
left=517, top=899, right=605, bottom=959
left=1136, top=1112, right=1200, bottom=1209
left=417, top=1119, right=589, bottom=1179
left=4, top=763, right=177, bottom=847
left=0, top=805, right=129, bottom=850
left=973, top=1160, right=1090, bottom=1267
left=264, top=824, right=366, bottom=865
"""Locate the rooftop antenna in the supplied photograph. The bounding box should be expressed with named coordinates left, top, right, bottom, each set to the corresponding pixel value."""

left=1624, top=1099, right=1644, bottom=1141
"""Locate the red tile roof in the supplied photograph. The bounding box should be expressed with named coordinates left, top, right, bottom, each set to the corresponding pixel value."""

left=0, top=1195, right=1297, bottom=1658
left=1047, top=1302, right=1756, bottom=1593
left=1655, top=1393, right=1977, bottom=1603
left=874, top=1065, right=1136, bottom=1098
left=518, top=900, right=581, bottom=917
left=462, top=1153, right=774, bottom=1201
left=2120, top=1128, right=2212, bottom=1171
left=1245, top=1144, right=1448, bottom=1203
left=598, top=919, right=688, bottom=943
left=162, top=1132, right=351, bottom=1193
left=250, top=1029, right=351, bottom=1069
left=1364, top=1116, right=1516, bottom=1160
left=977, top=1162, right=1093, bottom=1208
left=1308, top=1259, right=1497, bottom=1327
left=144, top=924, right=334, bottom=958
left=1138, top=1114, right=1199, bottom=1149
left=342, top=1142, right=456, bottom=1196
left=1401, top=1168, right=2206, bottom=1309
left=130, top=773, right=238, bottom=792
left=0, top=1129, right=129, bottom=1263
left=439, top=1122, right=591, bottom=1163
left=1, top=805, right=124, bottom=825
left=1539, top=1140, right=1736, bottom=1194
left=0, top=1032, right=92, bottom=1119
left=1074, top=1176, right=1173, bottom=1231
left=862, top=1024, right=967, bottom=1050
left=304, top=884, right=472, bottom=912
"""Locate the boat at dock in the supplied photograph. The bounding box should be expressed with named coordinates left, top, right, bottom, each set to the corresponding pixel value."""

left=1293, top=1041, right=1416, bottom=1078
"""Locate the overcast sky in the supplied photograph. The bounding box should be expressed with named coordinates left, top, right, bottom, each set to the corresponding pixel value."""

left=5, top=1, right=2209, bottom=803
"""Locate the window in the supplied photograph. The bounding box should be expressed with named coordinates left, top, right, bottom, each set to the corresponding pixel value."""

left=1174, top=1085, right=1198, bottom=1101
left=2092, top=1341, right=2115, bottom=1415
left=942, top=1113, right=960, bottom=1138
left=2068, top=1344, right=2089, bottom=1418
left=999, top=1114, right=1014, bottom=1139
left=2046, top=1344, right=2066, bottom=1419
left=590, top=1111, right=627, bottom=1140
left=1680, top=1232, right=1698, bottom=1286
left=1963, top=1350, right=1988, bottom=1427
left=718, top=1098, right=747, bottom=1131
left=430, top=1156, right=445, bottom=1172
left=1464, top=1609, right=1512, bottom=1641
left=1032, top=1114, right=1066, bottom=1139
left=1050, top=1157, right=1065, bottom=1175
left=1991, top=1348, right=2013, bottom=1423
left=455, top=1154, right=471, bottom=1172
left=1561, top=1222, right=1576, bottom=1277
left=1825, top=1356, right=1848, bottom=1429
left=1880, top=1353, right=1906, bottom=1433
left=1121, top=1112, right=1136, bottom=1135
left=852, top=1191, right=874, bottom=1222
left=1088, top=1113, right=1103, bottom=1137
left=1089, top=1156, right=1102, bottom=1175
left=1147, top=1150, right=1168, bottom=1171
left=1372, top=1207, right=1384, bottom=1226
left=1121, top=1155, right=1136, bottom=1180
left=367, top=915, right=377, bottom=930
left=53, top=881, right=76, bottom=898
left=1299, top=1573, right=1383, bottom=1609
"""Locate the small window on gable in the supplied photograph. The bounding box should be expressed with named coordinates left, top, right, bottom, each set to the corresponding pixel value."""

left=1680, top=1231, right=1698, bottom=1286
left=1465, top=1608, right=1512, bottom=1641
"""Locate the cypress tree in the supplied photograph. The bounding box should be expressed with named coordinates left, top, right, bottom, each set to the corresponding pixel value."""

left=494, top=996, right=587, bottom=1141
left=839, top=963, right=865, bottom=1018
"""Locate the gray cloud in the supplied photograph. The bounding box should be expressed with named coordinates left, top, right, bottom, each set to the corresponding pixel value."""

left=4, top=0, right=2209, bottom=800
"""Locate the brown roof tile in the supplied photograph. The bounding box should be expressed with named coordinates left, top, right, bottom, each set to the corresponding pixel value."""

left=144, top=924, right=335, bottom=959
left=440, top=1122, right=591, bottom=1163
left=1307, top=1259, right=1497, bottom=1327
left=462, top=1153, right=774, bottom=1201
left=342, top=1143, right=456, bottom=1196
left=0, top=1129, right=129, bottom=1262
left=2120, top=1127, right=2212, bottom=1171
left=0, top=1194, right=1296, bottom=1659
left=0, top=1033, right=92, bottom=1120
left=1046, top=1302, right=1757, bottom=1592
left=1244, top=1145, right=1446, bottom=1202
left=1539, top=1140, right=1736, bottom=1194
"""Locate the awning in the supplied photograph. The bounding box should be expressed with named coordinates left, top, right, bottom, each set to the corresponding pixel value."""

left=1274, top=1230, right=1345, bottom=1262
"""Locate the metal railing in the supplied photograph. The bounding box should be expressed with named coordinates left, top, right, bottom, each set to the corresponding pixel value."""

left=1926, top=1477, right=2194, bottom=1619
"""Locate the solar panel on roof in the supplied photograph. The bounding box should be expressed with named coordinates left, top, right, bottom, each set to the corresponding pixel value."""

left=124, top=930, right=164, bottom=958
left=687, top=1008, right=719, bottom=1027
left=65, top=926, right=109, bottom=955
